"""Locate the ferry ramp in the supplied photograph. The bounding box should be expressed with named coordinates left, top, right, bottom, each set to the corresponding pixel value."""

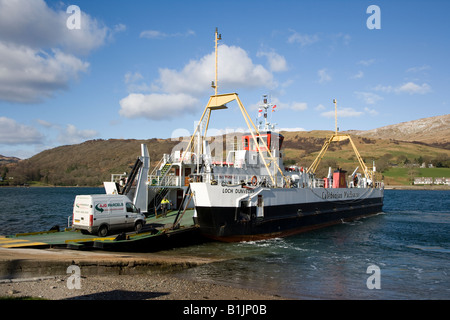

left=0, top=210, right=203, bottom=252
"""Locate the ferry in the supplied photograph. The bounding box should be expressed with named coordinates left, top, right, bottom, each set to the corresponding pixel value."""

left=107, top=29, right=384, bottom=242
left=187, top=96, right=384, bottom=241
left=186, top=29, right=384, bottom=241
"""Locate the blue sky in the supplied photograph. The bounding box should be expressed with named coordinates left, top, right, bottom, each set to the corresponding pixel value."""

left=0, top=0, right=448, bottom=159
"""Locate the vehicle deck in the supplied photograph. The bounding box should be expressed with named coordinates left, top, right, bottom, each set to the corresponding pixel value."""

left=0, top=209, right=203, bottom=252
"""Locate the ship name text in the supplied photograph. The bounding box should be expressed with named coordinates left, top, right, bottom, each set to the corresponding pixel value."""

left=322, top=190, right=360, bottom=200
left=222, top=187, right=255, bottom=194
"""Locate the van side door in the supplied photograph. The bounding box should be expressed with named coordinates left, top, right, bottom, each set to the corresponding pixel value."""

left=125, top=202, right=139, bottom=227
left=108, top=199, right=127, bottom=231
left=94, top=200, right=110, bottom=229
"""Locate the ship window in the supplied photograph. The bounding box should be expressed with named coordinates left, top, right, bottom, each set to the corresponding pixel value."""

left=244, top=138, right=249, bottom=148
left=259, top=136, right=267, bottom=146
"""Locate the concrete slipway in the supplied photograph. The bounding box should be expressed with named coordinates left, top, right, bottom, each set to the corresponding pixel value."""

left=0, top=210, right=218, bottom=280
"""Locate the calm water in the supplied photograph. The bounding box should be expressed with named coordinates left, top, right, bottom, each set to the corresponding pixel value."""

left=0, top=187, right=449, bottom=299
left=0, top=187, right=104, bottom=235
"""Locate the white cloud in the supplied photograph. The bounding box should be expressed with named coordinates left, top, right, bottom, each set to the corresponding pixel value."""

left=354, top=91, right=383, bottom=105
left=396, top=82, right=431, bottom=94
left=364, top=107, right=379, bottom=116
left=321, top=107, right=363, bottom=118
left=0, top=0, right=109, bottom=55
left=125, top=72, right=144, bottom=84
left=124, top=71, right=152, bottom=93
left=157, top=45, right=274, bottom=94
left=406, top=65, right=430, bottom=73
left=0, top=0, right=112, bottom=103
left=287, top=31, right=319, bottom=46
left=334, top=33, right=351, bottom=46
left=119, top=93, right=199, bottom=120
left=114, top=24, right=127, bottom=33
left=36, top=119, right=53, bottom=128
left=140, top=29, right=195, bottom=39
left=139, top=30, right=166, bottom=39
left=357, top=59, right=375, bottom=66
left=57, top=124, right=98, bottom=145
left=257, top=50, right=288, bottom=72
left=374, top=82, right=431, bottom=95
left=351, top=71, right=364, bottom=79
left=120, top=44, right=275, bottom=120
left=373, top=84, right=394, bottom=93
left=0, top=43, right=89, bottom=103
left=318, top=68, right=331, bottom=83
left=0, top=117, right=43, bottom=145
left=315, top=104, right=326, bottom=111
left=289, top=102, right=308, bottom=111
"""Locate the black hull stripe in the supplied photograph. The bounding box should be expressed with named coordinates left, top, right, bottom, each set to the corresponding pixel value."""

left=195, top=197, right=383, bottom=242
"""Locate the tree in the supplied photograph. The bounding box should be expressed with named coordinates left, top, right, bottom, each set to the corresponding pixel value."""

left=431, top=153, right=450, bottom=168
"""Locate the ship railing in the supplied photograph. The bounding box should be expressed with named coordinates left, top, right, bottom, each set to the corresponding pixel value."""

left=149, top=174, right=180, bottom=187
left=190, top=173, right=288, bottom=188
left=312, top=178, right=325, bottom=188
left=150, top=154, right=170, bottom=177
left=374, top=181, right=384, bottom=189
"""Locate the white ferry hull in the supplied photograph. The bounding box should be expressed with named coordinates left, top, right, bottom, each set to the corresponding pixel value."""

left=190, top=182, right=384, bottom=242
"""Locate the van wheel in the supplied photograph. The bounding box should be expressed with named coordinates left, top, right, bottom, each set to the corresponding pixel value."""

left=98, top=225, right=108, bottom=237
left=134, top=221, right=143, bottom=233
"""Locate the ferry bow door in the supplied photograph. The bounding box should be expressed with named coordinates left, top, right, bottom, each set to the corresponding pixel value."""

left=239, top=196, right=264, bottom=222
left=256, top=195, right=264, bottom=218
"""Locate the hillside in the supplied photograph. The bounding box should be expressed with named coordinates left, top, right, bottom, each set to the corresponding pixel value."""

left=350, top=114, right=450, bottom=149
left=280, top=130, right=450, bottom=178
left=2, top=115, right=450, bottom=186
left=0, top=155, right=20, bottom=165
left=2, top=139, right=179, bottom=186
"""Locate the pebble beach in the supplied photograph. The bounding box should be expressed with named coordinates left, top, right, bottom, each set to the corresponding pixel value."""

left=0, top=247, right=285, bottom=300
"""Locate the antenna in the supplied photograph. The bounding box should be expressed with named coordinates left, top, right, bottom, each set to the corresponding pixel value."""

left=211, top=27, right=222, bottom=96
left=333, top=99, right=338, bottom=134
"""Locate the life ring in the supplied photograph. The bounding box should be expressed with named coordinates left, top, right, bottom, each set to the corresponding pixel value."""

left=251, top=176, right=258, bottom=186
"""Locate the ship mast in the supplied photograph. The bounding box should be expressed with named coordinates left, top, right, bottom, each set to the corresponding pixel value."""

left=334, top=98, right=338, bottom=134
left=211, top=28, right=221, bottom=96
left=180, top=28, right=290, bottom=187
left=307, top=99, right=374, bottom=183
left=202, top=28, right=222, bottom=142
left=257, top=95, right=277, bottom=131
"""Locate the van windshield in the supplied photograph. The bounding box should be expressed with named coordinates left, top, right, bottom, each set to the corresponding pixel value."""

left=126, top=202, right=139, bottom=213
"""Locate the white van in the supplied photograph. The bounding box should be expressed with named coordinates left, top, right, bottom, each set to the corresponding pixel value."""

left=72, top=194, right=146, bottom=237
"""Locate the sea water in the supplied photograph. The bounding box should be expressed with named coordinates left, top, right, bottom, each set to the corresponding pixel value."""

left=0, top=187, right=448, bottom=299
left=169, top=189, right=450, bottom=299
left=0, top=187, right=104, bottom=235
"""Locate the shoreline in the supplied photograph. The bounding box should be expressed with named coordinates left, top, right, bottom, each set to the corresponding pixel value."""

left=2, top=184, right=449, bottom=190
left=384, top=185, right=450, bottom=190
left=0, top=247, right=286, bottom=300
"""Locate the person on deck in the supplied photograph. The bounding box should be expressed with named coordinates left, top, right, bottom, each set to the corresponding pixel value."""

left=161, top=197, right=170, bottom=217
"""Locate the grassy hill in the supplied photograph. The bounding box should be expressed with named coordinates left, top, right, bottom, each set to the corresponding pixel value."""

left=2, top=114, right=449, bottom=186
left=382, top=167, right=450, bottom=186
left=2, top=138, right=179, bottom=186
left=2, top=131, right=449, bottom=187
left=351, top=114, right=450, bottom=149
left=280, top=130, right=450, bottom=181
